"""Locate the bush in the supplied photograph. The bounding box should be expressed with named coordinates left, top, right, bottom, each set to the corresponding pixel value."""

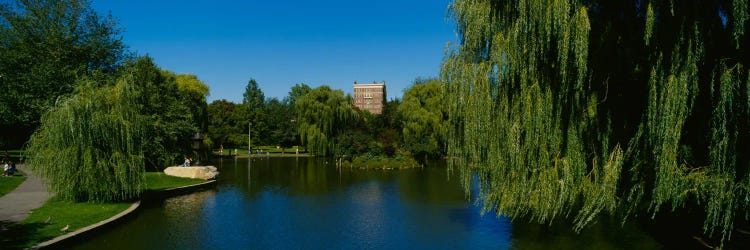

left=345, top=152, right=420, bottom=169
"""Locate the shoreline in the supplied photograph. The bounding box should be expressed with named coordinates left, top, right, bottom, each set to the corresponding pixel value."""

left=220, top=153, right=315, bottom=158
left=33, top=180, right=216, bottom=249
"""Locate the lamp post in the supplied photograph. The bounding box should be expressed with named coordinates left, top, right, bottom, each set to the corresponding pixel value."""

left=191, top=132, right=204, bottom=165
left=248, top=122, right=252, bottom=155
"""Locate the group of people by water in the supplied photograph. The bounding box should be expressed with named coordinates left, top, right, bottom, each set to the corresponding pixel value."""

left=217, top=146, right=238, bottom=156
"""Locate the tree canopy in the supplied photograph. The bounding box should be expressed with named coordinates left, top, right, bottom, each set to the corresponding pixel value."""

left=243, top=78, right=265, bottom=110
left=286, top=83, right=312, bottom=106
left=398, top=79, right=447, bottom=158
left=207, top=99, right=243, bottom=148
left=123, top=57, right=199, bottom=169
left=261, top=97, right=297, bottom=148
left=207, top=84, right=304, bottom=150
left=0, top=0, right=127, bottom=148
left=296, top=85, right=357, bottom=156
left=442, top=0, right=750, bottom=245
left=174, top=73, right=210, bottom=133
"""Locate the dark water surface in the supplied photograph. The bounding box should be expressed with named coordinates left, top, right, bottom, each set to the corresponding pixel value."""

left=73, top=157, right=661, bottom=249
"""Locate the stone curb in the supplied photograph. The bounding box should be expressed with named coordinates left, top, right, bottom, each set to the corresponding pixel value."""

left=143, top=180, right=217, bottom=200
left=32, top=180, right=216, bottom=249
left=161, top=179, right=217, bottom=192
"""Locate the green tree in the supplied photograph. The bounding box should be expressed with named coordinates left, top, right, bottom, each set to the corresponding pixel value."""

left=0, top=0, right=127, bottom=147
left=243, top=78, right=265, bottom=110
left=262, top=97, right=296, bottom=149
left=285, top=83, right=312, bottom=106
left=124, top=57, right=195, bottom=169
left=26, top=79, right=143, bottom=202
left=296, top=86, right=357, bottom=156
left=242, top=78, right=267, bottom=149
left=398, top=79, right=446, bottom=159
left=284, top=83, right=312, bottom=147
left=442, top=0, right=750, bottom=245
left=174, top=73, right=210, bottom=132
left=207, top=99, right=241, bottom=148
left=374, top=99, right=402, bottom=157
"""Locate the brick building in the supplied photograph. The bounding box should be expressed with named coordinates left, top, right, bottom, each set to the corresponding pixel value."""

left=352, top=81, right=387, bottom=114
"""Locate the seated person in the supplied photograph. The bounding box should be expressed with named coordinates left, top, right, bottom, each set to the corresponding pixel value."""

left=8, top=161, right=15, bottom=175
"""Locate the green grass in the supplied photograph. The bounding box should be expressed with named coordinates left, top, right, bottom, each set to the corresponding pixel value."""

left=0, top=172, right=209, bottom=249
left=0, top=198, right=132, bottom=249
left=255, top=146, right=300, bottom=153
left=144, top=172, right=208, bottom=191
left=214, top=148, right=249, bottom=155
left=0, top=170, right=27, bottom=197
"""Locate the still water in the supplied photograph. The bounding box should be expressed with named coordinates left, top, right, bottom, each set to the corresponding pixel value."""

left=74, top=157, right=661, bottom=249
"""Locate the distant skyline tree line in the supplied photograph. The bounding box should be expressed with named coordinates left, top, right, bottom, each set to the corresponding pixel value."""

left=206, top=81, right=308, bottom=151
left=206, top=78, right=448, bottom=162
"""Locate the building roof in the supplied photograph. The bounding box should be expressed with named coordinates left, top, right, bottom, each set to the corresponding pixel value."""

left=353, top=81, right=386, bottom=87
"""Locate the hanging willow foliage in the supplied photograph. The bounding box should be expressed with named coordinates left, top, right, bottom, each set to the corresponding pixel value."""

left=26, top=78, right=144, bottom=202
left=443, top=0, right=750, bottom=245
left=443, top=0, right=619, bottom=230
left=296, top=86, right=357, bottom=156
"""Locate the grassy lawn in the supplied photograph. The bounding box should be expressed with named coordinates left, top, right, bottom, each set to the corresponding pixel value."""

left=214, top=148, right=250, bottom=155
left=257, top=146, right=304, bottom=153
left=144, top=172, right=208, bottom=191
left=0, top=172, right=209, bottom=249
left=0, top=170, right=26, bottom=198
left=0, top=198, right=132, bottom=249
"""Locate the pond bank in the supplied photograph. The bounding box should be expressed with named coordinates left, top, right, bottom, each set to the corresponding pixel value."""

left=229, top=153, right=315, bottom=158
left=0, top=171, right=215, bottom=249
left=32, top=179, right=216, bottom=249
left=32, top=201, right=141, bottom=249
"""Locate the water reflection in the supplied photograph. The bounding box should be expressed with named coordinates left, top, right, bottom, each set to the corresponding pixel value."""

left=73, top=157, right=658, bottom=250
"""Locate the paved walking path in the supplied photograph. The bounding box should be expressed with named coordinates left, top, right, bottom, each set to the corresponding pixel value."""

left=0, top=165, right=50, bottom=223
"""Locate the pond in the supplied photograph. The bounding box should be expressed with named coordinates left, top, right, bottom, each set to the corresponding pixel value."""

left=73, top=157, right=664, bottom=249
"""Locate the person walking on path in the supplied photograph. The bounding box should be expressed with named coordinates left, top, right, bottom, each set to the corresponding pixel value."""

left=0, top=164, right=50, bottom=222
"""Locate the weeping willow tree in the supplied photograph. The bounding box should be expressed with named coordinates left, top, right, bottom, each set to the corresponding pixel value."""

left=26, top=79, right=144, bottom=202
left=442, top=0, right=750, bottom=245
left=399, top=79, right=448, bottom=158
left=296, top=85, right=357, bottom=156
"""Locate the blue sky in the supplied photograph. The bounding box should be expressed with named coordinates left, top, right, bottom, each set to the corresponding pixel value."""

left=92, top=0, right=456, bottom=103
